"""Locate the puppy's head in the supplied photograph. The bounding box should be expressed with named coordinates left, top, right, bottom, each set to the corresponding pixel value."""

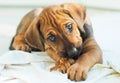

left=25, top=3, right=86, bottom=59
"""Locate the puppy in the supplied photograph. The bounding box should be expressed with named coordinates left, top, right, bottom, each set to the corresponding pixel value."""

left=9, top=3, right=102, bottom=81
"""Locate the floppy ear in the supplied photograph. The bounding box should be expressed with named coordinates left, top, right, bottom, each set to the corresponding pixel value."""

left=25, top=17, right=45, bottom=51
left=61, top=3, right=86, bottom=33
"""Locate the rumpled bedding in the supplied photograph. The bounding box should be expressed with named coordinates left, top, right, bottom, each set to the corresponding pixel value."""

left=0, top=13, right=120, bottom=83
left=0, top=51, right=120, bottom=83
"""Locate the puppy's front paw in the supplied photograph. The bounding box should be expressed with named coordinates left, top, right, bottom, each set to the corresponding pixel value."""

left=50, top=58, right=75, bottom=73
left=67, top=63, right=88, bottom=81
left=13, top=43, right=31, bottom=52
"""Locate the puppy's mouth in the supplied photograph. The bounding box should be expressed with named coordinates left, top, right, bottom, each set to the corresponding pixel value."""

left=61, top=46, right=82, bottom=60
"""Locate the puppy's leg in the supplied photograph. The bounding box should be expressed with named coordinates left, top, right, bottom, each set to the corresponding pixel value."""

left=9, top=9, right=42, bottom=51
left=67, top=37, right=102, bottom=81
left=12, top=33, right=31, bottom=51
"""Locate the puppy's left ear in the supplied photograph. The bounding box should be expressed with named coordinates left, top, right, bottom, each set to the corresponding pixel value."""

left=25, top=17, right=45, bottom=51
left=61, top=3, right=86, bottom=32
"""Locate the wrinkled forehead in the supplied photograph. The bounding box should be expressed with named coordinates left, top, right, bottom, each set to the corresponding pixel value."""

left=39, top=6, right=72, bottom=35
left=41, top=6, right=75, bottom=25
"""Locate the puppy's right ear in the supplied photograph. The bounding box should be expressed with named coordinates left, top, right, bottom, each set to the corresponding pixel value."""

left=25, top=17, right=45, bottom=51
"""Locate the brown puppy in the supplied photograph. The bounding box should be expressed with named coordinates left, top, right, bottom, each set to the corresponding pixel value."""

left=9, top=3, right=102, bottom=81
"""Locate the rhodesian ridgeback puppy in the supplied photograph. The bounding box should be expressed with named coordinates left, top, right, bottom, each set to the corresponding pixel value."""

left=9, top=3, right=102, bottom=81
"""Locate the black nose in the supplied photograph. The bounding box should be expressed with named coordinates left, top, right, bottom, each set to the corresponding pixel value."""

left=67, top=48, right=77, bottom=57
left=66, top=47, right=81, bottom=59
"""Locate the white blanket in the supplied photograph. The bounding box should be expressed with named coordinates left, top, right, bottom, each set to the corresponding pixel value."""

left=0, top=50, right=120, bottom=83
left=0, top=13, right=120, bottom=83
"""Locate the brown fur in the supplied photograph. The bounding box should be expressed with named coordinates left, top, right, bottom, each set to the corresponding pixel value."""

left=10, top=3, right=102, bottom=81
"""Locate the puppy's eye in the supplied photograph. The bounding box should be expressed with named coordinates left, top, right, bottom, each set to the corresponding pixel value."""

left=48, top=35, right=56, bottom=42
left=66, top=24, right=73, bottom=32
